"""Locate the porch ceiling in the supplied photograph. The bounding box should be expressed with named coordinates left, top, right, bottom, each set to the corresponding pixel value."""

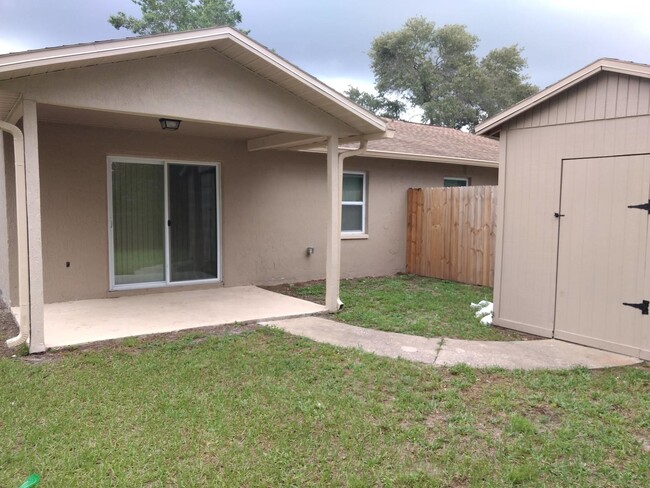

left=36, top=104, right=279, bottom=141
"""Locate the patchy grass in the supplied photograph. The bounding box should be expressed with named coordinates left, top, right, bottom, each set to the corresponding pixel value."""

left=270, top=274, right=526, bottom=341
left=1, top=330, right=648, bottom=487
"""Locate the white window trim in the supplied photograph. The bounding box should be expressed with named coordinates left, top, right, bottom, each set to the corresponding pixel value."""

left=107, top=155, right=223, bottom=291
left=443, top=177, right=469, bottom=187
left=341, top=170, right=367, bottom=236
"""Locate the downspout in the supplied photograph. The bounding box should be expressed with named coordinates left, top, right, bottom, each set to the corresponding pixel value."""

left=334, top=139, right=368, bottom=310
left=0, top=121, right=30, bottom=348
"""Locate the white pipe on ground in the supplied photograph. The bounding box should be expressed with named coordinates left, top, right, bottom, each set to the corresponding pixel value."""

left=0, top=121, right=30, bottom=348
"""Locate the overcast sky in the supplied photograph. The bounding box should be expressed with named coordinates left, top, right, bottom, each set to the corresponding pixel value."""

left=1, top=0, right=649, bottom=97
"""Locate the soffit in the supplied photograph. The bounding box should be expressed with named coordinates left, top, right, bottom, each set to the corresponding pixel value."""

left=36, top=104, right=277, bottom=140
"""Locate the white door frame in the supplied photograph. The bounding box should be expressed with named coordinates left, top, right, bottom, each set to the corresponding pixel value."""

left=107, top=155, right=222, bottom=291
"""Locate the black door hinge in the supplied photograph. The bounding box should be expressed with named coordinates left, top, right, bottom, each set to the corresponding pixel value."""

left=554, top=212, right=565, bottom=218
left=622, top=300, right=649, bottom=315
left=627, top=200, right=650, bottom=213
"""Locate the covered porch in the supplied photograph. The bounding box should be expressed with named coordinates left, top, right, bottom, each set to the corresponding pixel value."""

left=13, top=286, right=325, bottom=348
left=0, top=27, right=389, bottom=353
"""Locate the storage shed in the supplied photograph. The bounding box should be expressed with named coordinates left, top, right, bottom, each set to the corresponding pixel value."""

left=476, top=58, right=650, bottom=360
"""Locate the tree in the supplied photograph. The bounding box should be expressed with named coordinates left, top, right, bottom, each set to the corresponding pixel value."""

left=352, top=17, right=537, bottom=130
left=109, top=0, right=245, bottom=36
left=344, top=87, right=405, bottom=120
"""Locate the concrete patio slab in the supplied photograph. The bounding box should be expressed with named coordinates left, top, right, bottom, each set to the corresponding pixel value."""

left=26, top=286, right=325, bottom=348
left=264, top=316, right=643, bottom=370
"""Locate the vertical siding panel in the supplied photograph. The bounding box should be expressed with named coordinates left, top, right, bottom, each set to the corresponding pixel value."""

left=574, top=82, right=587, bottom=122
left=616, top=75, right=629, bottom=117
left=564, top=87, right=578, bottom=123
left=604, top=73, right=619, bottom=119
left=547, top=99, right=558, bottom=126
left=531, top=106, right=542, bottom=127
left=582, top=76, right=598, bottom=121
left=556, top=91, right=568, bottom=124
left=638, top=78, right=650, bottom=115
left=593, top=73, right=608, bottom=120
left=626, top=77, right=640, bottom=116
left=538, top=102, right=550, bottom=127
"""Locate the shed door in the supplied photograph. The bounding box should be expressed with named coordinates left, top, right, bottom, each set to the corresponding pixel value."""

left=555, top=155, right=650, bottom=360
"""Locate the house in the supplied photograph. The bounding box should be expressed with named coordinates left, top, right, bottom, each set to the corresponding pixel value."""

left=0, top=27, right=497, bottom=352
left=476, top=58, right=650, bottom=360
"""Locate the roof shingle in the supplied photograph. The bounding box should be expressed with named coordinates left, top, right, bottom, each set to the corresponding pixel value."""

left=366, top=119, right=498, bottom=162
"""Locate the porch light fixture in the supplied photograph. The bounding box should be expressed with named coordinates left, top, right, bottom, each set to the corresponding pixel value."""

left=159, top=118, right=182, bottom=131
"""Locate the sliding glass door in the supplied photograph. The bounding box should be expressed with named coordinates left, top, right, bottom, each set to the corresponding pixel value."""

left=168, top=164, right=218, bottom=282
left=109, top=158, right=220, bottom=289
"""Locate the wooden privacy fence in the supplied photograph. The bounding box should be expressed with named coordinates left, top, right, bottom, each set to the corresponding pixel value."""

left=406, top=186, right=497, bottom=287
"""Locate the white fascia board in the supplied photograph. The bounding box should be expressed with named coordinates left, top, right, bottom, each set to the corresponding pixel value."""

left=301, top=147, right=497, bottom=168
left=0, top=28, right=233, bottom=72
left=225, top=31, right=387, bottom=134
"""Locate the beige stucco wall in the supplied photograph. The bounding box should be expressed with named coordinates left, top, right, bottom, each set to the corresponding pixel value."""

left=4, top=122, right=497, bottom=304
left=0, top=49, right=355, bottom=137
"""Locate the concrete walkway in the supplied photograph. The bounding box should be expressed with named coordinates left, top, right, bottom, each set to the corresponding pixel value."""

left=263, top=316, right=643, bottom=370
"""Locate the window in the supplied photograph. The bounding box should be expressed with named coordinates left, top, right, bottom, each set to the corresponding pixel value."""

left=444, top=177, right=469, bottom=187
left=342, top=172, right=366, bottom=234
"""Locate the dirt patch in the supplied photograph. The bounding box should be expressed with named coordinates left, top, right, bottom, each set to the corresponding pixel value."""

left=0, top=299, right=20, bottom=358
left=263, top=281, right=326, bottom=305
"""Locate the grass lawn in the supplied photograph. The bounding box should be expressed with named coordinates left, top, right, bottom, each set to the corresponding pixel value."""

left=1, top=329, right=648, bottom=487
left=269, top=274, right=525, bottom=341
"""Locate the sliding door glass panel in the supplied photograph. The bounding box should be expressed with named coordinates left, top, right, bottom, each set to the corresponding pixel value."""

left=112, top=162, right=165, bottom=285
left=168, top=164, right=218, bottom=282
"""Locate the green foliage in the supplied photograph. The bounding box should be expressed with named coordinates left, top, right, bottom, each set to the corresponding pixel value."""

left=359, top=17, right=538, bottom=130
left=344, top=86, right=405, bottom=119
left=108, top=0, right=246, bottom=35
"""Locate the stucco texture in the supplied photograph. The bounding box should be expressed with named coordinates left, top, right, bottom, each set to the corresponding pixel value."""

left=5, top=122, right=496, bottom=304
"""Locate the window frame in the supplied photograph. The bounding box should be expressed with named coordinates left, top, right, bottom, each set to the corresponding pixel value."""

left=341, top=171, right=367, bottom=236
left=107, top=155, right=222, bottom=291
left=443, top=177, right=469, bottom=187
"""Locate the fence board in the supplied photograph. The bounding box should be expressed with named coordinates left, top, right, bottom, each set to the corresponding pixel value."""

left=406, top=186, right=497, bottom=287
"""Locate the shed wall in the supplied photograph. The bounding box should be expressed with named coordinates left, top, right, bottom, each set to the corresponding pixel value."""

left=496, top=114, right=650, bottom=336
left=5, top=122, right=497, bottom=303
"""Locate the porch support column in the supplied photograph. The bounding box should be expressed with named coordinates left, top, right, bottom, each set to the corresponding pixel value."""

left=325, top=135, right=341, bottom=312
left=23, top=99, right=45, bottom=353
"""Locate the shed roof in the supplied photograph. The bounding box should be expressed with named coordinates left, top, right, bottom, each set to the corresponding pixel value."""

left=476, top=58, right=650, bottom=137
left=0, top=27, right=387, bottom=138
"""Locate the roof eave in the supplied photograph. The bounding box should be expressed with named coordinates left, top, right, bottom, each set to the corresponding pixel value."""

left=476, top=58, right=650, bottom=136
left=0, top=27, right=387, bottom=136
left=302, top=147, right=497, bottom=167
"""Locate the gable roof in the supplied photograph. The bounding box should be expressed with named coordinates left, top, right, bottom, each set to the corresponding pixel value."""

left=475, top=58, right=650, bottom=137
left=0, top=27, right=387, bottom=137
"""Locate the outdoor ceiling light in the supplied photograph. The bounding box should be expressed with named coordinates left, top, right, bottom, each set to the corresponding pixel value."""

left=159, top=118, right=182, bottom=131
